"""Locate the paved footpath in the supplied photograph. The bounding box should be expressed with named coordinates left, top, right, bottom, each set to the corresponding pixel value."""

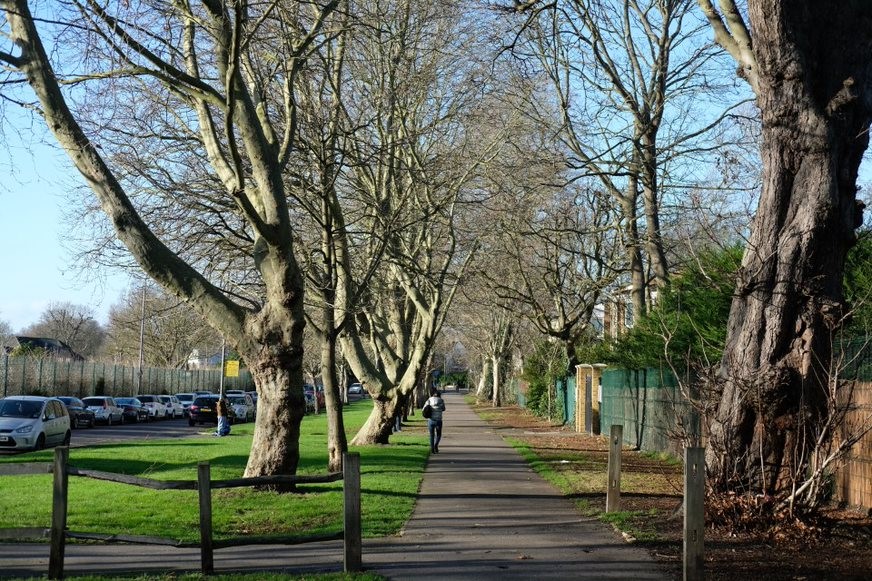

left=0, top=392, right=670, bottom=580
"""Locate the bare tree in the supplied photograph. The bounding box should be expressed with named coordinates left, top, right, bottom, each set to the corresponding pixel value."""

left=487, top=183, right=623, bottom=369
left=696, top=1, right=872, bottom=498
left=0, top=317, right=15, bottom=350
left=507, top=0, right=747, bottom=315
left=22, top=302, right=105, bottom=358
left=330, top=0, right=503, bottom=444
left=0, top=0, right=342, bottom=480
left=102, top=285, right=215, bottom=369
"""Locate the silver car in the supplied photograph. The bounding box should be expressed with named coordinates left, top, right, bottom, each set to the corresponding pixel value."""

left=81, top=396, right=124, bottom=425
left=0, top=396, right=72, bottom=451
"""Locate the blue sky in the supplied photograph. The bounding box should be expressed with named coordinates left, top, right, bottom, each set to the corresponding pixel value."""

left=0, top=132, right=131, bottom=333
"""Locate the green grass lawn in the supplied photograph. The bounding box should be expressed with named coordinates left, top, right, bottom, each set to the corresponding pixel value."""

left=0, top=400, right=429, bottom=544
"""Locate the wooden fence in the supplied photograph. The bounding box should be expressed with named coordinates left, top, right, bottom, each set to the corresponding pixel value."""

left=836, top=381, right=872, bottom=508
left=0, top=447, right=362, bottom=579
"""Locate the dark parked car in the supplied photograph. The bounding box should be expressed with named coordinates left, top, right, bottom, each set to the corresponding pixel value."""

left=56, top=396, right=96, bottom=429
left=188, top=395, right=236, bottom=426
left=114, top=397, right=150, bottom=423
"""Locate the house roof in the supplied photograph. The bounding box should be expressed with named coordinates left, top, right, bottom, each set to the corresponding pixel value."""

left=14, top=336, right=84, bottom=361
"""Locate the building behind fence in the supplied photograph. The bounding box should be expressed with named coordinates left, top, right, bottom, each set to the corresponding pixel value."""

left=0, top=355, right=253, bottom=398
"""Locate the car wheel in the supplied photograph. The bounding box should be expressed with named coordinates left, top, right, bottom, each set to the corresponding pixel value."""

left=62, top=431, right=71, bottom=446
left=35, top=434, right=45, bottom=451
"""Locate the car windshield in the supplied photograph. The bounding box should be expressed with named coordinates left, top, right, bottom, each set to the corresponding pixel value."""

left=0, top=399, right=43, bottom=419
left=116, top=398, right=138, bottom=405
left=82, top=398, right=105, bottom=407
left=193, top=397, right=217, bottom=406
left=177, top=394, right=194, bottom=402
left=57, top=397, right=76, bottom=405
left=228, top=396, right=246, bottom=404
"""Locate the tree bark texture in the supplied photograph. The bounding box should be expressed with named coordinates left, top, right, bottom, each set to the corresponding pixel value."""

left=322, top=331, right=347, bottom=473
left=351, top=396, right=398, bottom=445
left=709, top=2, right=872, bottom=494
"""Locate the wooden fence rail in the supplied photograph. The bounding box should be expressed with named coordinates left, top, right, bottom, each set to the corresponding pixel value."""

left=0, top=447, right=362, bottom=579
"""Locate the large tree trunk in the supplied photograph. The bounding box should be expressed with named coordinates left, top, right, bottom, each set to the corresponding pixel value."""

left=620, top=182, right=647, bottom=318
left=245, top=357, right=305, bottom=480
left=322, top=331, right=347, bottom=473
left=491, top=354, right=502, bottom=407
left=351, top=396, right=398, bottom=445
left=708, top=3, right=872, bottom=495
left=476, top=356, right=490, bottom=399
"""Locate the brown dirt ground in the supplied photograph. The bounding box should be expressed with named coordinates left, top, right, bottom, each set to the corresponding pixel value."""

left=470, top=401, right=872, bottom=581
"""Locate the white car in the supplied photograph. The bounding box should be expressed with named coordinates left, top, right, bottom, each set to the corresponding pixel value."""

left=175, top=392, right=196, bottom=417
left=81, top=396, right=124, bottom=425
left=227, top=393, right=255, bottom=423
left=159, top=395, right=185, bottom=419
left=136, top=394, right=168, bottom=419
left=0, top=396, right=71, bottom=451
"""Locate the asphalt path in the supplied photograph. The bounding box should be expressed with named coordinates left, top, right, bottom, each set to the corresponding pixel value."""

left=66, top=416, right=204, bottom=448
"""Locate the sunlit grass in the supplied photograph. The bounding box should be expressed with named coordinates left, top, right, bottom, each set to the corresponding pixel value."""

left=0, top=400, right=428, bottom=543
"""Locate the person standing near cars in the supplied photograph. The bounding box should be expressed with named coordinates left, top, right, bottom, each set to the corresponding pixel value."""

left=423, top=390, right=446, bottom=453
left=214, top=397, right=231, bottom=437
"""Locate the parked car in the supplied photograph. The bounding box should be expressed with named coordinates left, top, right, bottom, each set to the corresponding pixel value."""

left=0, top=396, right=71, bottom=451
left=81, top=396, right=124, bottom=425
left=227, top=393, right=255, bottom=423
left=348, top=383, right=364, bottom=396
left=136, top=394, right=167, bottom=420
left=56, top=396, right=96, bottom=429
left=245, top=391, right=258, bottom=406
left=188, top=395, right=236, bottom=426
left=175, top=393, right=196, bottom=417
left=159, top=395, right=185, bottom=419
left=114, top=397, right=150, bottom=423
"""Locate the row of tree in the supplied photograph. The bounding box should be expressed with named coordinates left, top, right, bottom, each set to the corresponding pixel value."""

left=2, top=0, right=871, bottom=511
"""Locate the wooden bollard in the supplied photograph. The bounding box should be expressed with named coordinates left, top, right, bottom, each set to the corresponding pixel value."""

left=197, top=462, right=214, bottom=574
left=343, top=452, right=362, bottom=572
left=684, top=447, right=705, bottom=581
left=49, top=446, right=69, bottom=580
left=606, top=425, right=623, bottom=513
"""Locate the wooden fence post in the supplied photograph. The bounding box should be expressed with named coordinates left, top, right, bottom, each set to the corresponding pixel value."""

left=197, top=462, right=214, bottom=574
left=684, top=447, right=705, bottom=581
left=343, top=452, right=362, bottom=572
left=49, top=446, right=69, bottom=580
left=606, top=424, right=623, bottom=513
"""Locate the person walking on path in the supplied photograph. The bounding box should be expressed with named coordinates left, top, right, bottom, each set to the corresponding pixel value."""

left=423, top=389, right=446, bottom=453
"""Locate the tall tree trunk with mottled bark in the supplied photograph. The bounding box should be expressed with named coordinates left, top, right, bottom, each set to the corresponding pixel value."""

left=700, top=1, right=872, bottom=495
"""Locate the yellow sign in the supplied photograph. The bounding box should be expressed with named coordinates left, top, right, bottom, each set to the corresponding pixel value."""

left=225, top=360, right=240, bottom=377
